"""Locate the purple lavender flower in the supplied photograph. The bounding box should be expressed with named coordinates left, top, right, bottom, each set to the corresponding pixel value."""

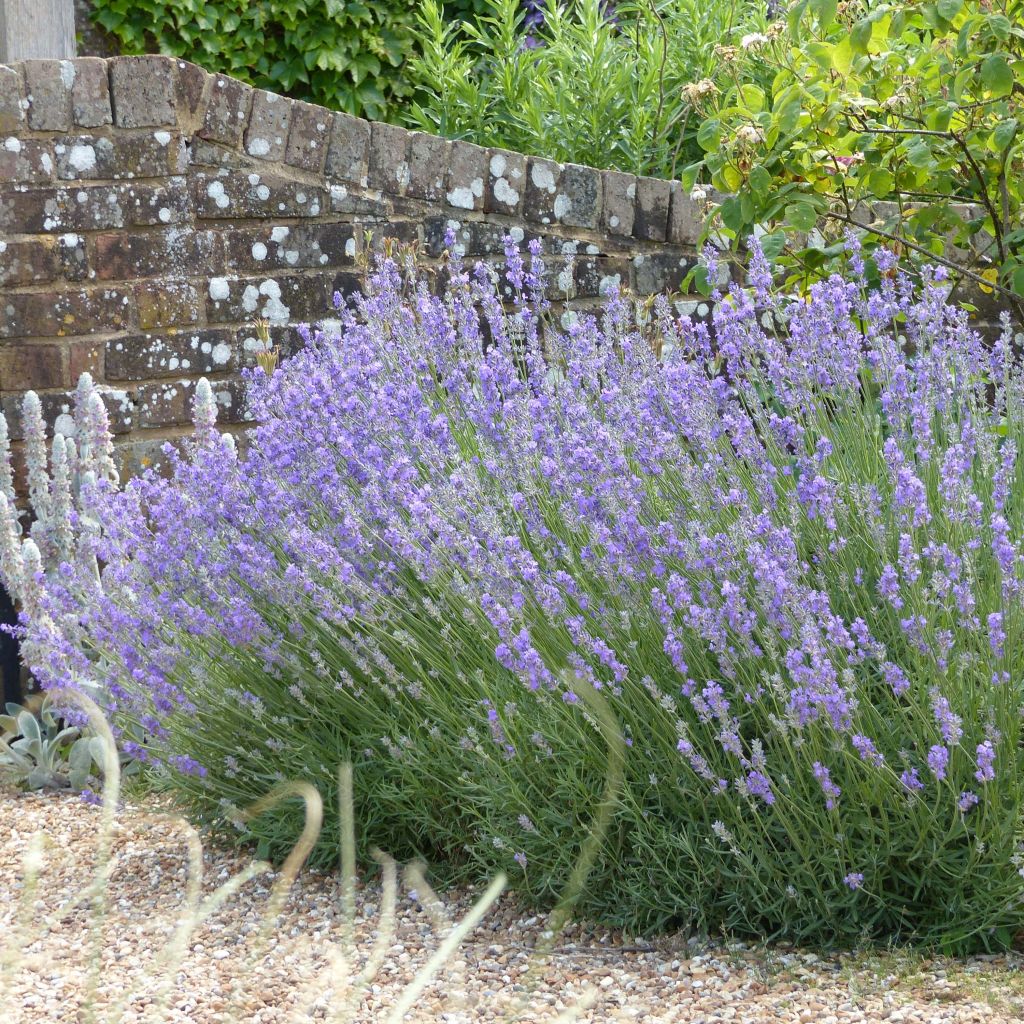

left=975, top=741, right=996, bottom=784
left=927, top=745, right=949, bottom=782
left=958, top=791, right=979, bottom=813
left=843, top=873, right=864, bottom=890
left=812, top=762, right=841, bottom=810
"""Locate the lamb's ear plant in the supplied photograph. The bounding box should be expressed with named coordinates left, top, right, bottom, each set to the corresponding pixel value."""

left=0, top=694, right=125, bottom=792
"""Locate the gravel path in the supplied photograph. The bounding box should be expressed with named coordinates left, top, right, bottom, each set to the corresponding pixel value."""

left=1, top=790, right=1022, bottom=1024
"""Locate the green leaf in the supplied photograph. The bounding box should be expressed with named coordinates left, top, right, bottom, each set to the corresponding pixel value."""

left=749, top=165, right=773, bottom=198
left=759, top=230, right=787, bottom=260
left=739, top=85, right=766, bottom=114
left=850, top=18, right=872, bottom=53
left=785, top=202, right=818, bottom=232
left=833, top=38, right=854, bottom=76
left=806, top=41, right=835, bottom=71
left=993, top=118, right=1018, bottom=151
left=866, top=168, right=894, bottom=198
left=1011, top=265, right=1024, bottom=296
left=936, top=0, right=963, bottom=20
left=811, top=0, right=838, bottom=27
left=981, top=54, right=1014, bottom=98
left=697, top=119, right=722, bottom=153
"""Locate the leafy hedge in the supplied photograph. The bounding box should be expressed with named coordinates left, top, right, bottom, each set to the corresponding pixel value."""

left=87, top=0, right=491, bottom=121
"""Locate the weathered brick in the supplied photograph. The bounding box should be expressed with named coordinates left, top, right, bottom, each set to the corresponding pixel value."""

left=53, top=133, right=186, bottom=180
left=68, top=339, right=103, bottom=382
left=245, top=90, right=292, bottom=161
left=405, top=132, right=449, bottom=201
left=136, top=377, right=249, bottom=429
left=668, top=181, right=702, bottom=246
left=559, top=164, right=602, bottom=229
left=463, top=221, right=509, bottom=256
left=135, top=280, right=201, bottom=329
left=633, top=251, right=696, bottom=295
left=56, top=232, right=89, bottom=281
left=198, top=74, right=254, bottom=148
left=0, top=344, right=65, bottom=389
left=368, top=121, right=410, bottom=195
left=325, top=112, right=370, bottom=185
left=189, top=138, right=259, bottom=170
left=446, top=141, right=488, bottom=212
left=0, top=185, right=131, bottom=233
left=523, top=157, right=562, bottom=224
left=175, top=61, right=210, bottom=127
left=634, top=176, right=671, bottom=242
left=106, top=327, right=243, bottom=380
left=602, top=170, right=635, bottom=237
left=363, top=221, right=420, bottom=253
left=128, top=180, right=193, bottom=226
left=205, top=273, right=332, bottom=325
left=486, top=149, right=526, bottom=216
left=0, top=287, right=133, bottom=339
left=0, top=237, right=60, bottom=287
left=192, top=171, right=327, bottom=219
left=70, top=58, right=112, bottom=128
left=223, top=222, right=355, bottom=273
left=331, top=272, right=362, bottom=305
left=116, top=437, right=177, bottom=479
left=574, top=256, right=631, bottom=298
left=21, top=60, right=73, bottom=131
left=92, top=229, right=221, bottom=281
left=285, top=100, right=330, bottom=173
left=328, top=183, right=390, bottom=218
left=0, top=65, right=25, bottom=134
left=0, top=139, right=54, bottom=182
left=109, top=56, right=180, bottom=128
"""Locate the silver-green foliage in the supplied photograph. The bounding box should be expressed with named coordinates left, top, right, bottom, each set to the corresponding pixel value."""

left=0, top=696, right=112, bottom=791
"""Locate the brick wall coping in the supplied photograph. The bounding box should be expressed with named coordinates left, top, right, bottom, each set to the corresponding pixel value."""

left=0, top=55, right=699, bottom=245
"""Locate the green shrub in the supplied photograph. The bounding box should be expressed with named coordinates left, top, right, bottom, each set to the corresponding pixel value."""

left=686, top=0, right=1024, bottom=310
left=406, top=0, right=770, bottom=178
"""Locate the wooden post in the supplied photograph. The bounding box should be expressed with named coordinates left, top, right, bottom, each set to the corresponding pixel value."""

left=0, top=0, right=77, bottom=62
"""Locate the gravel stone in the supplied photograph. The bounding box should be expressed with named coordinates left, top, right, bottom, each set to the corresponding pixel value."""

left=1, top=791, right=1022, bottom=1023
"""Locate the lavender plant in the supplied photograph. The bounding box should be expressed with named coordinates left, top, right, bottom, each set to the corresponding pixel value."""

left=21, top=239, right=1024, bottom=950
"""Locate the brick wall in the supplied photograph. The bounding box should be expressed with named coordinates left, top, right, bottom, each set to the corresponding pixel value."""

left=0, top=55, right=707, bottom=479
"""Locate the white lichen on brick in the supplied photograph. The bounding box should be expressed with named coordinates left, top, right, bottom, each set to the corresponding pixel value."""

left=493, top=178, right=519, bottom=207
left=208, top=278, right=231, bottom=301
left=531, top=163, right=556, bottom=193
left=206, top=180, right=230, bottom=209
left=68, top=145, right=97, bottom=173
